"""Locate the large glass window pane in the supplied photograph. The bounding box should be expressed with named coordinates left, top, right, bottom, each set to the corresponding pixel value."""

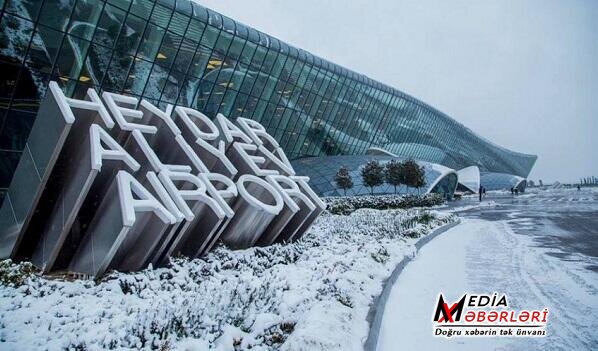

left=4, top=0, right=42, bottom=20
left=150, top=3, right=172, bottom=28
left=188, top=45, right=211, bottom=78
left=94, top=4, right=126, bottom=49
left=186, top=19, right=206, bottom=43
left=26, top=26, right=63, bottom=74
left=124, top=58, right=152, bottom=95
left=107, top=0, right=131, bottom=11
left=0, top=62, right=19, bottom=110
left=239, top=41, right=256, bottom=66
left=54, top=36, right=91, bottom=81
left=0, top=14, right=34, bottom=65
left=113, top=14, right=144, bottom=57
left=138, top=24, right=165, bottom=61
left=38, top=0, right=76, bottom=31
left=0, top=109, right=35, bottom=150
left=201, top=25, right=219, bottom=50
left=103, top=54, right=133, bottom=91
left=161, top=74, right=180, bottom=103
left=85, top=42, right=112, bottom=86
left=11, top=64, right=41, bottom=112
left=0, top=151, right=21, bottom=188
left=168, top=11, right=190, bottom=37
left=130, top=0, right=154, bottom=19
left=155, top=31, right=182, bottom=69
left=172, top=37, right=197, bottom=74
left=69, top=0, right=104, bottom=41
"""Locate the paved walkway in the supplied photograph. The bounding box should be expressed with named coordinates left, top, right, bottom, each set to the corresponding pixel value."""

left=377, top=188, right=598, bottom=350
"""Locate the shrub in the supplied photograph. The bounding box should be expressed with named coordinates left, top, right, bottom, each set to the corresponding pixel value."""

left=0, top=259, right=37, bottom=287
left=324, top=193, right=444, bottom=215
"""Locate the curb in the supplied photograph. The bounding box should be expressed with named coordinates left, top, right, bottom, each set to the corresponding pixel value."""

left=363, top=219, right=462, bottom=351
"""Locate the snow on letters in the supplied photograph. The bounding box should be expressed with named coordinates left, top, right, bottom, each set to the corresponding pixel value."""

left=0, top=81, right=325, bottom=278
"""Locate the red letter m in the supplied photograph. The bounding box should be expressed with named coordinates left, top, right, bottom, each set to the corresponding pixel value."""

left=433, top=294, right=466, bottom=323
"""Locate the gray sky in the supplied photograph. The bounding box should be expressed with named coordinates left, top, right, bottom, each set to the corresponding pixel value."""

left=198, top=0, right=598, bottom=183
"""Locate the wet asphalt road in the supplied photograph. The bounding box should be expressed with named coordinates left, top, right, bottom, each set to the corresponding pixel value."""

left=453, top=188, right=598, bottom=272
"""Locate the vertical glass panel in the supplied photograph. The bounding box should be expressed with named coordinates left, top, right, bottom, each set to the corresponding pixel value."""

left=203, top=50, right=225, bottom=80
left=193, top=81, right=213, bottom=111
left=201, top=25, right=219, bottom=49
left=0, top=151, right=21, bottom=188
left=103, top=54, right=133, bottom=91
left=138, top=24, right=165, bottom=60
left=186, top=19, right=206, bottom=43
left=94, top=4, right=126, bottom=49
left=239, top=41, right=256, bottom=66
left=11, top=66, right=40, bottom=112
left=54, top=36, right=91, bottom=81
left=124, top=58, right=152, bottom=95
left=250, top=45, right=267, bottom=71
left=114, top=14, right=144, bottom=56
left=107, top=0, right=131, bottom=11
left=188, top=45, right=211, bottom=78
left=155, top=31, right=182, bottom=69
left=151, top=3, right=172, bottom=28
left=38, top=0, right=76, bottom=31
left=227, top=36, right=245, bottom=63
left=26, top=26, right=63, bottom=74
left=4, top=0, right=42, bottom=20
left=142, top=64, right=169, bottom=100
left=0, top=14, right=34, bottom=65
left=168, top=11, right=190, bottom=37
left=214, top=30, right=232, bottom=55
left=0, top=109, right=35, bottom=150
left=85, top=43, right=113, bottom=86
left=130, top=0, right=154, bottom=19
left=231, top=92, right=248, bottom=116
left=176, top=76, right=200, bottom=107
left=0, top=62, right=19, bottom=110
left=70, top=0, right=104, bottom=41
left=172, top=38, right=196, bottom=74
left=161, top=74, right=180, bottom=103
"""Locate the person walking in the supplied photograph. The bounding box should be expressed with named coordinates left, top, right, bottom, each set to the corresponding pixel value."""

left=511, top=187, right=514, bottom=195
left=479, top=186, right=483, bottom=202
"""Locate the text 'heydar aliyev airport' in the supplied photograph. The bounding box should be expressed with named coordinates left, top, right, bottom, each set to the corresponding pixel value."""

left=0, top=0, right=536, bottom=201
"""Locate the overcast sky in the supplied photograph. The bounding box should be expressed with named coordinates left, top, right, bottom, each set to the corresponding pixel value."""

left=198, top=0, right=597, bottom=183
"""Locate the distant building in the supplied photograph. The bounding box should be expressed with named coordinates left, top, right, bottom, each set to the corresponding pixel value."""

left=0, top=0, right=536, bottom=200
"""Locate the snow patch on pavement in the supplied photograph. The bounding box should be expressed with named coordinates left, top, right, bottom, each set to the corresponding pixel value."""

left=377, top=218, right=598, bottom=351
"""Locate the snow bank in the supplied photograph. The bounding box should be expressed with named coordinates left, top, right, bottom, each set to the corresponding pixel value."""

left=0, top=209, right=455, bottom=351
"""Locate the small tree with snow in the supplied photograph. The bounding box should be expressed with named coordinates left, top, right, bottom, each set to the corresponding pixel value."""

left=403, top=159, right=426, bottom=195
left=413, top=165, right=427, bottom=195
left=384, top=159, right=404, bottom=194
left=361, top=160, right=384, bottom=195
left=334, top=166, right=353, bottom=196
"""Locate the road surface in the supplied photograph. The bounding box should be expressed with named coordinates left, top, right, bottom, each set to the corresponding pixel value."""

left=377, top=188, right=598, bottom=350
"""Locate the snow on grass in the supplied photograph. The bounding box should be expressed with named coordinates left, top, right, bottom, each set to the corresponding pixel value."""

left=0, top=208, right=455, bottom=351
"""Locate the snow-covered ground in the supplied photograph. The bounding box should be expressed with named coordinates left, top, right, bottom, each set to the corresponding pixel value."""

left=377, top=218, right=598, bottom=350
left=0, top=208, right=455, bottom=351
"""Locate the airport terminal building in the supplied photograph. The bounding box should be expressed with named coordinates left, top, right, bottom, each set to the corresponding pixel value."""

left=0, top=0, right=536, bottom=200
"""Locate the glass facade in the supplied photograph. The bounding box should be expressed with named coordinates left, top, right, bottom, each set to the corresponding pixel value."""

left=480, top=172, right=527, bottom=192
left=0, top=0, right=536, bottom=200
left=292, top=155, right=458, bottom=197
